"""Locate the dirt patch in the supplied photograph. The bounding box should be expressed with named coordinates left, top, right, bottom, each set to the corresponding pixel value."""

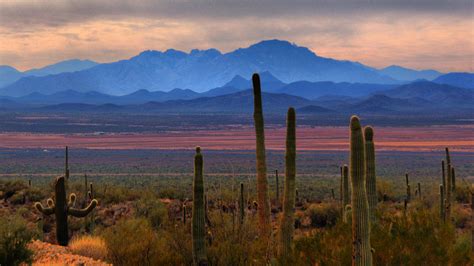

left=28, top=240, right=111, bottom=266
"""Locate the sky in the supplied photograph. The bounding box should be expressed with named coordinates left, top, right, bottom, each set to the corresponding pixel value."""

left=0, top=0, right=473, bottom=72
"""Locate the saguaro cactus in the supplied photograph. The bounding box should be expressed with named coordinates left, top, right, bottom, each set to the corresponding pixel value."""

left=439, top=185, right=445, bottom=222
left=35, top=176, right=97, bottom=246
left=350, top=116, right=372, bottom=266
left=183, top=204, right=187, bottom=224
left=471, top=193, right=473, bottom=252
left=65, top=146, right=70, bottom=179
left=276, top=170, right=280, bottom=204
left=441, top=160, right=446, bottom=194
left=417, top=183, right=422, bottom=199
left=364, top=126, right=377, bottom=222
left=252, top=73, right=271, bottom=237
left=340, top=166, right=343, bottom=215
left=445, top=148, right=452, bottom=220
left=343, top=164, right=350, bottom=223
left=192, top=147, right=207, bottom=265
left=278, top=107, right=296, bottom=261
left=405, top=173, right=411, bottom=202
left=239, top=183, right=245, bottom=224
left=451, top=167, right=456, bottom=192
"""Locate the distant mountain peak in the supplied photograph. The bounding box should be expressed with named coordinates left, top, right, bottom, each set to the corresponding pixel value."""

left=259, top=71, right=281, bottom=82
left=190, top=48, right=222, bottom=57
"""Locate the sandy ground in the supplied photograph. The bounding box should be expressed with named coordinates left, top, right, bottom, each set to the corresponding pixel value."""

left=27, top=240, right=111, bottom=266
left=1, top=125, right=473, bottom=152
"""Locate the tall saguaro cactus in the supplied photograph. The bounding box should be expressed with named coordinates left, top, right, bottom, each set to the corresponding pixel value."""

left=441, top=160, right=446, bottom=195
left=350, top=116, right=372, bottom=266
left=451, top=167, right=456, bottom=192
left=364, top=126, right=377, bottom=222
left=445, top=148, right=452, bottom=220
left=35, top=176, right=97, bottom=246
left=417, top=183, right=422, bottom=199
left=239, top=183, right=245, bottom=224
left=278, top=107, right=297, bottom=261
left=252, top=73, right=271, bottom=237
left=276, top=170, right=280, bottom=205
left=65, top=146, right=70, bottom=179
left=405, top=173, right=411, bottom=202
left=192, top=147, right=207, bottom=265
left=439, top=185, right=445, bottom=222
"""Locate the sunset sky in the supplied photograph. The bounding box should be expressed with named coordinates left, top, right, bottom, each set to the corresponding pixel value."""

left=1, top=0, right=473, bottom=72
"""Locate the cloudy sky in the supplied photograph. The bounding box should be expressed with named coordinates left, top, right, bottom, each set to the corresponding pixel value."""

left=1, top=0, right=473, bottom=72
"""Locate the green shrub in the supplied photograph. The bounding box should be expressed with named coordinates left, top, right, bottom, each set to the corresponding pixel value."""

left=0, top=216, right=34, bottom=266
left=101, top=218, right=159, bottom=265
left=295, top=221, right=352, bottom=265
left=305, top=203, right=339, bottom=228
left=134, top=195, right=168, bottom=229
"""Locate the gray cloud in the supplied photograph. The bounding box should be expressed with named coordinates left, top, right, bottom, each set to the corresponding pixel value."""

left=0, top=0, right=472, bottom=29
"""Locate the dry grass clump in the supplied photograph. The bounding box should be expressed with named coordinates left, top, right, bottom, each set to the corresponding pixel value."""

left=69, top=235, right=108, bottom=261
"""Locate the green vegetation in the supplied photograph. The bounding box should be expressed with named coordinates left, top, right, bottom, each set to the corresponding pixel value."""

left=0, top=216, right=35, bottom=266
left=0, top=76, right=472, bottom=265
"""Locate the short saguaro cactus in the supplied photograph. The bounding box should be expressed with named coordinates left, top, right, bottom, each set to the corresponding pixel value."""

left=35, top=176, right=98, bottom=246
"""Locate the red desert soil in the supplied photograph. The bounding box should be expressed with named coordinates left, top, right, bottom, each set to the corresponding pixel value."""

left=1, top=125, right=473, bottom=152
left=27, top=240, right=110, bottom=266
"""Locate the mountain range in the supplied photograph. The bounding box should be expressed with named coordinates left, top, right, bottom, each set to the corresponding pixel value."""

left=2, top=39, right=463, bottom=97
left=1, top=80, right=472, bottom=115
left=0, top=59, right=98, bottom=88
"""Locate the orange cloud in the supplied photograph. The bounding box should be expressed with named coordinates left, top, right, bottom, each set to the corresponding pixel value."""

left=0, top=14, right=472, bottom=72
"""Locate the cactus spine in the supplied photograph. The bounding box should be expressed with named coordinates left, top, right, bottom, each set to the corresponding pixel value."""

left=405, top=173, right=411, bottom=202
left=439, top=185, right=445, bottom=222
left=350, top=116, right=372, bottom=266
left=364, top=126, right=377, bottom=222
left=192, top=147, right=207, bottom=265
left=278, top=107, right=296, bottom=261
left=252, top=73, right=271, bottom=237
left=35, top=176, right=97, bottom=246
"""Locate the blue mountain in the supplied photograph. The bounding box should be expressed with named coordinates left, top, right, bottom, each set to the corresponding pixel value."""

left=0, top=40, right=399, bottom=96
left=278, top=81, right=396, bottom=99
left=379, top=65, right=441, bottom=81
left=432, top=72, right=474, bottom=89
left=24, top=59, right=98, bottom=76
left=0, top=59, right=98, bottom=88
left=0, top=66, right=23, bottom=88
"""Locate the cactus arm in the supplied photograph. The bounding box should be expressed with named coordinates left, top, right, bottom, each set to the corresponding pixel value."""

left=35, top=201, right=55, bottom=215
left=68, top=193, right=77, bottom=208
left=68, top=199, right=98, bottom=217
